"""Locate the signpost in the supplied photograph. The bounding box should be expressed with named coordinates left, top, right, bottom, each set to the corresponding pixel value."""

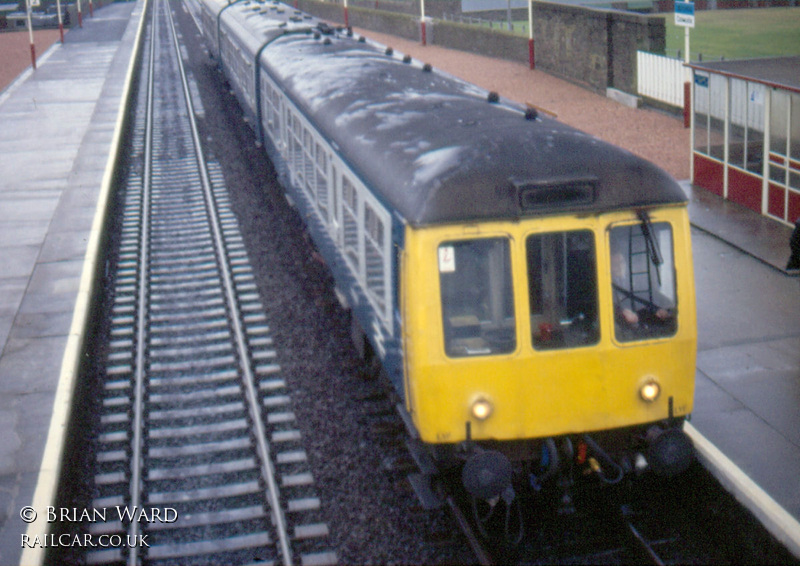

left=674, top=0, right=695, bottom=28
left=675, top=0, right=694, bottom=128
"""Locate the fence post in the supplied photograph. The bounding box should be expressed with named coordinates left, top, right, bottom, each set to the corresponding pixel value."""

left=25, top=0, right=36, bottom=70
left=528, top=0, right=534, bottom=69
left=683, top=26, right=690, bottom=128
left=56, top=0, right=64, bottom=42
left=420, top=0, right=426, bottom=45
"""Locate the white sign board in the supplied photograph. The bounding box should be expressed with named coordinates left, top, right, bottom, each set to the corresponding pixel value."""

left=675, top=1, right=695, bottom=28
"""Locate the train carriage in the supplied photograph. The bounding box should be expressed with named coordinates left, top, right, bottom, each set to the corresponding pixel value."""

left=189, top=0, right=697, bottom=503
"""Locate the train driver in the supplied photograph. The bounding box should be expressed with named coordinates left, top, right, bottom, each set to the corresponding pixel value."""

left=610, top=226, right=676, bottom=340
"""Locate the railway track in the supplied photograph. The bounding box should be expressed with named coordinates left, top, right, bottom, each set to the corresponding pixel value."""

left=441, top=461, right=799, bottom=565
left=61, top=0, right=336, bottom=563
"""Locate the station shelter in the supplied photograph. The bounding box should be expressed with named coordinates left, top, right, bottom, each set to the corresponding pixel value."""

left=689, top=56, right=800, bottom=226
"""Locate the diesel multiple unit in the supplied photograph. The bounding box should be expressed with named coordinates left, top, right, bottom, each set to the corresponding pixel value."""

left=188, top=0, right=697, bottom=509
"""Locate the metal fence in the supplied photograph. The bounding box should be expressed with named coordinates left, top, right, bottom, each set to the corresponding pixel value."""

left=637, top=50, right=685, bottom=107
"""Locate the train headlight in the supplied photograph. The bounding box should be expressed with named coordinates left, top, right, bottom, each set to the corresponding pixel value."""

left=639, top=378, right=661, bottom=403
left=471, top=398, right=493, bottom=421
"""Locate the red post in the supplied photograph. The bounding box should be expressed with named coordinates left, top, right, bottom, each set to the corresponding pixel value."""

left=683, top=81, right=691, bottom=128
left=89, top=0, right=93, bottom=17
left=25, top=0, right=36, bottom=69
left=56, top=0, right=64, bottom=43
left=344, top=6, right=349, bottom=27
left=420, top=20, right=426, bottom=46
left=528, top=38, right=535, bottom=70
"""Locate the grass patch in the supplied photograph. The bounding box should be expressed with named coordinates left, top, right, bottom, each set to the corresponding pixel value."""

left=463, top=7, right=800, bottom=61
left=662, top=7, right=800, bottom=60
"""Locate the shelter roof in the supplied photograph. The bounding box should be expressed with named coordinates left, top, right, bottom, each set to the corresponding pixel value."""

left=688, top=56, right=800, bottom=94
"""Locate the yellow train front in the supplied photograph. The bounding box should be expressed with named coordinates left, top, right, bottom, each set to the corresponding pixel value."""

left=189, top=0, right=697, bottom=507
left=403, top=203, right=696, bottom=496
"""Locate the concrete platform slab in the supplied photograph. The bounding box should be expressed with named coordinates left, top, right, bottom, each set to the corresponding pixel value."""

left=0, top=1, right=144, bottom=564
left=684, top=181, right=797, bottom=275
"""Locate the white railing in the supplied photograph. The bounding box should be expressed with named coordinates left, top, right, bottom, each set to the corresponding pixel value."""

left=637, top=51, right=685, bottom=108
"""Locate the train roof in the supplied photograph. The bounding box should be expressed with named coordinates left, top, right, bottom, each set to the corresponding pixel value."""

left=222, top=1, right=687, bottom=227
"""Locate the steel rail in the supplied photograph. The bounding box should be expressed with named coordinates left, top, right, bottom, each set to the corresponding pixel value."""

left=127, top=0, right=157, bottom=562
left=445, top=493, right=494, bottom=566
left=162, top=2, right=293, bottom=564
left=626, top=520, right=666, bottom=566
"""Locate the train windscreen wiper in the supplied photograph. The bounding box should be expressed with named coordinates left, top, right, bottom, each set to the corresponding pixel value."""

left=637, top=209, right=663, bottom=284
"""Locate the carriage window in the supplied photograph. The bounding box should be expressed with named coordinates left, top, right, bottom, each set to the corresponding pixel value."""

left=609, top=222, right=677, bottom=342
left=439, top=238, right=515, bottom=357
left=527, top=231, right=599, bottom=350
left=342, top=176, right=359, bottom=270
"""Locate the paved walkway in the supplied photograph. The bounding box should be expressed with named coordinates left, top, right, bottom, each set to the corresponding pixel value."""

left=0, top=3, right=143, bottom=563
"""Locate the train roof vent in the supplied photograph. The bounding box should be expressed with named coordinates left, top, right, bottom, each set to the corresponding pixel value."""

left=488, top=91, right=499, bottom=103
left=385, top=47, right=393, bottom=55
left=422, top=63, right=433, bottom=72
left=514, top=178, right=597, bottom=211
left=403, top=54, right=412, bottom=64
left=317, top=22, right=334, bottom=35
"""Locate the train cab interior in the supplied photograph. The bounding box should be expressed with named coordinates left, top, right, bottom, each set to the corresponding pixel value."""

left=437, top=217, right=679, bottom=359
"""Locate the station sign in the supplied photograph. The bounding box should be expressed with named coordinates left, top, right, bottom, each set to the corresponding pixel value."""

left=675, top=0, right=695, bottom=28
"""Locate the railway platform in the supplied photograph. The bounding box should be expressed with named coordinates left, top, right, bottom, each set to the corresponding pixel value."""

left=0, top=3, right=798, bottom=563
left=0, top=1, right=144, bottom=563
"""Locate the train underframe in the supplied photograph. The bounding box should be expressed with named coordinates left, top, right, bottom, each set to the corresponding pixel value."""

left=406, top=414, right=694, bottom=544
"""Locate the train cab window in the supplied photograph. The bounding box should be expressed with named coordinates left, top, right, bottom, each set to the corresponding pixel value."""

left=439, top=238, right=516, bottom=357
left=527, top=231, right=599, bottom=350
left=609, top=222, right=677, bottom=342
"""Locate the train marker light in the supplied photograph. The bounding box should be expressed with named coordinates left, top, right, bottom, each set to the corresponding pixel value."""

left=471, top=398, right=493, bottom=421
left=639, top=378, right=661, bottom=402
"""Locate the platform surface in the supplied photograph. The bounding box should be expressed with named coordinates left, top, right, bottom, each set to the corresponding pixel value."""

left=0, top=2, right=143, bottom=563
left=0, top=4, right=799, bottom=563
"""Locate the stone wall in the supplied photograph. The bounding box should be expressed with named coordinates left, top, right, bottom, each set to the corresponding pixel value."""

left=297, top=0, right=666, bottom=95
left=432, top=20, right=529, bottom=64
left=532, top=1, right=664, bottom=93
